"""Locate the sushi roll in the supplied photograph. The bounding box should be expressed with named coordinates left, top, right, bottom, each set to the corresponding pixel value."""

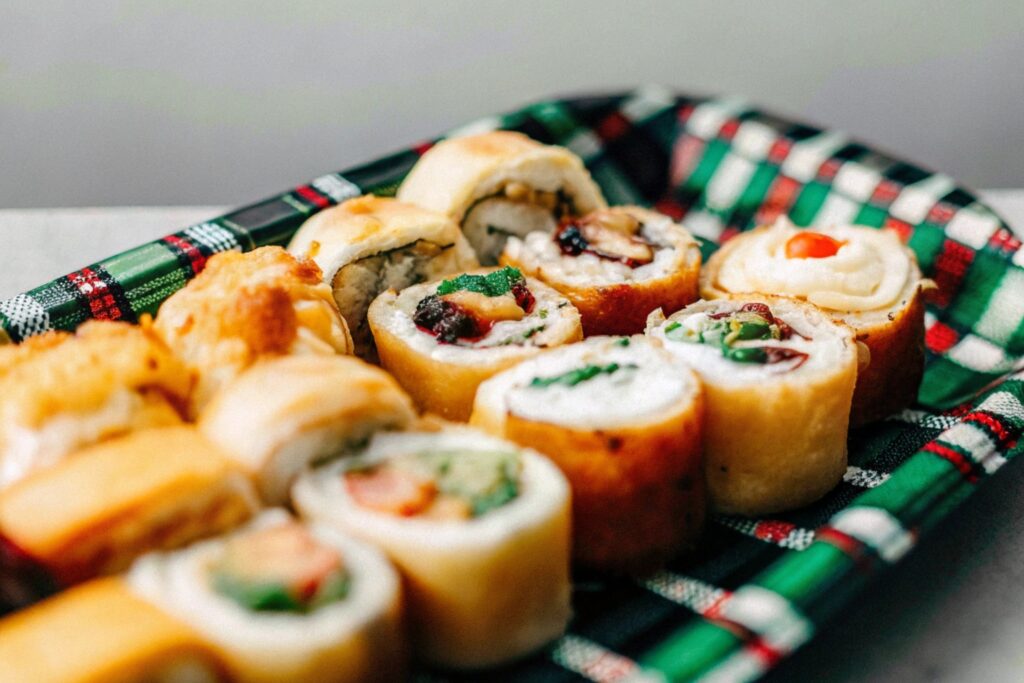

left=129, top=510, right=405, bottom=683
left=701, top=218, right=931, bottom=425
left=0, top=426, right=259, bottom=606
left=647, top=296, right=858, bottom=516
left=0, top=577, right=226, bottom=683
left=199, top=355, right=417, bottom=505
left=288, top=196, right=479, bottom=360
left=472, top=335, right=706, bottom=573
left=396, top=131, right=606, bottom=264
left=501, top=206, right=702, bottom=335
left=292, top=428, right=572, bottom=669
left=0, top=320, right=189, bottom=489
left=367, top=266, right=583, bottom=421
left=154, top=246, right=354, bottom=416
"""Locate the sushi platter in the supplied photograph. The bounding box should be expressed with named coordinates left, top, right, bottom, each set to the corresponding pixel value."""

left=0, top=87, right=1021, bottom=682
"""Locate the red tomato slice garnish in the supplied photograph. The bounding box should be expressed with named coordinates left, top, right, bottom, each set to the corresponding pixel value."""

left=345, top=467, right=436, bottom=516
left=784, top=232, right=844, bottom=259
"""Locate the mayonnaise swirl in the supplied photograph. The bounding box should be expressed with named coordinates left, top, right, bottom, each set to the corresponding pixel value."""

left=714, top=218, right=911, bottom=311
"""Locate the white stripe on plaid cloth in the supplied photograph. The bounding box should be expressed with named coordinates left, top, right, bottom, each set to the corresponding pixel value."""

left=182, top=222, right=239, bottom=254
left=843, top=465, right=891, bottom=488
left=0, top=294, right=49, bottom=339
left=310, top=173, right=361, bottom=203
left=829, top=507, right=914, bottom=562
left=779, top=131, right=847, bottom=184
left=640, top=571, right=731, bottom=616
left=551, top=635, right=665, bottom=683
left=887, top=173, right=955, bottom=224
left=620, top=85, right=675, bottom=123
left=686, top=98, right=749, bottom=140
left=890, top=409, right=961, bottom=430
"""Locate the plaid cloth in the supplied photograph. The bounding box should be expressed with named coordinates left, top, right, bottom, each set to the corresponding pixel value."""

left=2, top=87, right=1022, bottom=682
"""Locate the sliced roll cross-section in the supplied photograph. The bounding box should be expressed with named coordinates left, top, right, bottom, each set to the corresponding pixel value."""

left=647, top=296, right=858, bottom=516
left=472, top=335, right=706, bottom=573
left=288, top=196, right=479, bottom=360
left=293, top=428, right=571, bottom=670
left=701, top=218, right=931, bottom=425
left=129, top=510, right=406, bottom=683
left=0, top=320, right=189, bottom=490
left=154, top=246, right=354, bottom=416
left=502, top=206, right=702, bottom=335
left=367, top=266, right=583, bottom=420
left=396, top=131, right=606, bottom=264
left=198, top=355, right=416, bottom=505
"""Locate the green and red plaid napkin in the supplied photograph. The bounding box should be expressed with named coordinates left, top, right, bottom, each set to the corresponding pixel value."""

left=2, top=86, right=1022, bottom=682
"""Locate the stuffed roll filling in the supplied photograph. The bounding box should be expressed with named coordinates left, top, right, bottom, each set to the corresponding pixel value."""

left=344, top=449, right=520, bottom=521
left=210, top=522, right=351, bottom=614
left=463, top=186, right=577, bottom=264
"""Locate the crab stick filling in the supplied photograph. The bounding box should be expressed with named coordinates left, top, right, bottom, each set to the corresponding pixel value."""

left=210, top=522, right=350, bottom=613
left=412, top=267, right=536, bottom=344
left=344, top=449, right=521, bottom=520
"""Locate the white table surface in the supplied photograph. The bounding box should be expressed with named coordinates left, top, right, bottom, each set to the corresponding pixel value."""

left=2, top=192, right=1023, bottom=682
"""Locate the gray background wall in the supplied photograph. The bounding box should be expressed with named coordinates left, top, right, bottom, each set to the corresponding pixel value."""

left=1, top=1, right=1021, bottom=208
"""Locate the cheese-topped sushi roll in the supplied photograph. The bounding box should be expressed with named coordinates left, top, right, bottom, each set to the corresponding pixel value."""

left=647, top=297, right=858, bottom=516
left=472, top=336, right=705, bottom=573
left=0, top=321, right=189, bottom=489
left=129, top=510, right=405, bottom=683
left=0, top=426, right=258, bottom=606
left=367, top=266, right=583, bottom=420
left=199, top=355, right=417, bottom=505
left=701, top=218, right=930, bottom=425
left=397, top=131, right=606, bottom=264
left=0, top=577, right=226, bottom=683
left=154, top=246, right=353, bottom=416
left=293, top=428, right=571, bottom=669
left=288, top=196, right=479, bottom=360
left=501, top=206, right=702, bottom=335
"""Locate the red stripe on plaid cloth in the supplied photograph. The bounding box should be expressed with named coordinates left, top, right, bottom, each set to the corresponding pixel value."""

left=816, top=158, right=842, bottom=182
left=884, top=217, right=913, bottom=243
left=922, top=441, right=980, bottom=483
left=294, top=184, right=331, bottom=209
left=653, top=199, right=687, bottom=221
left=670, top=136, right=705, bottom=188
left=756, top=175, right=801, bottom=225
left=748, top=638, right=785, bottom=668
left=413, top=140, right=433, bottom=156
left=870, top=178, right=902, bottom=206
left=925, top=321, right=960, bottom=354
left=766, top=139, right=792, bottom=165
left=718, top=118, right=741, bottom=141
left=816, top=527, right=877, bottom=574
left=989, top=228, right=1021, bottom=256
left=964, top=411, right=1014, bottom=448
left=596, top=112, right=630, bottom=141
left=163, top=234, right=208, bottom=276
left=676, top=102, right=697, bottom=125
left=932, top=239, right=976, bottom=308
left=67, top=268, right=123, bottom=320
left=926, top=202, right=956, bottom=225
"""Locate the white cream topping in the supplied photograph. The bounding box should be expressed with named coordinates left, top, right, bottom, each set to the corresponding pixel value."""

left=714, top=217, right=911, bottom=312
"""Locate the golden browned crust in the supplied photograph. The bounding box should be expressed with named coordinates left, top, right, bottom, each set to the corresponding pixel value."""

left=0, top=578, right=227, bottom=683
left=0, top=426, right=258, bottom=584
left=492, top=399, right=705, bottom=574
left=153, top=247, right=353, bottom=416
left=0, top=320, right=190, bottom=429
left=501, top=253, right=700, bottom=336
left=848, top=286, right=926, bottom=425
left=368, top=320, right=541, bottom=421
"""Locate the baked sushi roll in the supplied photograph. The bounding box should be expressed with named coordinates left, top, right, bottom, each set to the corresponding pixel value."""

left=647, top=296, right=858, bottom=516
left=0, top=577, right=226, bottom=683
left=288, top=196, right=479, bottom=360
left=396, top=131, right=606, bottom=264
left=501, top=206, right=702, bottom=335
left=293, top=428, right=572, bottom=669
left=367, top=266, right=583, bottom=421
left=0, top=320, right=189, bottom=489
left=129, top=510, right=405, bottom=683
left=0, top=426, right=259, bottom=601
left=199, top=355, right=417, bottom=505
left=471, top=335, right=706, bottom=573
left=701, top=217, right=931, bottom=425
left=154, top=246, right=354, bottom=416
